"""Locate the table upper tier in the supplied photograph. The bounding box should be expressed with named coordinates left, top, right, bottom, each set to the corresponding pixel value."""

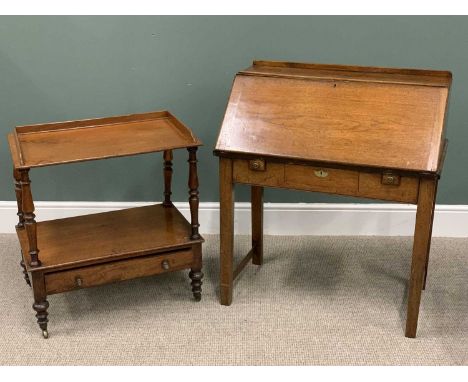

left=8, top=111, right=202, bottom=169
left=215, top=60, right=452, bottom=174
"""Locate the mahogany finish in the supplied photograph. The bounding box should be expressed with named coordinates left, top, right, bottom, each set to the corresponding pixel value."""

left=163, top=150, right=173, bottom=207
left=13, top=168, right=24, bottom=229
left=188, top=147, right=201, bottom=240
left=214, top=60, right=452, bottom=338
left=8, top=111, right=204, bottom=338
left=13, top=169, right=31, bottom=286
left=45, top=248, right=195, bottom=295
left=17, top=204, right=202, bottom=273
left=8, top=111, right=201, bottom=169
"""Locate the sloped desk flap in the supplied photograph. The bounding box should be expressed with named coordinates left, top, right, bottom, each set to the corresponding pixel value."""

left=215, top=61, right=452, bottom=174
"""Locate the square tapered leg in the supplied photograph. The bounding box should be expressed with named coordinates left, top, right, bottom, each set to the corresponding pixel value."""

left=251, top=186, right=264, bottom=265
left=405, top=177, right=437, bottom=338
left=219, top=158, right=234, bottom=306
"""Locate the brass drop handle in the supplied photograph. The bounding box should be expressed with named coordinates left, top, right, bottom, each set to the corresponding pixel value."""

left=249, top=159, right=266, bottom=171
left=162, top=260, right=170, bottom=270
left=381, top=172, right=401, bottom=185
left=75, top=277, right=83, bottom=287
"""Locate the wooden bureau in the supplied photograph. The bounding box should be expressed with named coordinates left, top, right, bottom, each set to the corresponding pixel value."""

left=8, top=111, right=204, bottom=338
left=214, top=60, right=452, bottom=338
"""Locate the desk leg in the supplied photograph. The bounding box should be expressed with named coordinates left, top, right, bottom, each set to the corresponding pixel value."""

left=423, top=181, right=438, bottom=290
left=405, top=177, right=437, bottom=338
left=251, top=186, right=264, bottom=265
left=220, top=158, right=234, bottom=305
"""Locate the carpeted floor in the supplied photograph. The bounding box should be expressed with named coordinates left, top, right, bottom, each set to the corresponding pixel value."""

left=0, top=233, right=466, bottom=365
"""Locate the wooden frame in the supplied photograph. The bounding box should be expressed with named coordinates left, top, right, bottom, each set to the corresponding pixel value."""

left=215, top=60, right=452, bottom=338
left=8, top=111, right=204, bottom=338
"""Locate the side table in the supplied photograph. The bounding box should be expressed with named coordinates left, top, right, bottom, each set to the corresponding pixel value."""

left=8, top=110, right=204, bottom=338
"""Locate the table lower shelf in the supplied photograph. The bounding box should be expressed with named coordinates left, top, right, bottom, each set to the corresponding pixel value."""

left=18, top=203, right=203, bottom=273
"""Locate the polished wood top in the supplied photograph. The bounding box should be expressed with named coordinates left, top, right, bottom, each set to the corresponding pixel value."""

left=18, top=204, right=204, bottom=273
left=215, top=60, right=452, bottom=173
left=8, top=111, right=202, bottom=169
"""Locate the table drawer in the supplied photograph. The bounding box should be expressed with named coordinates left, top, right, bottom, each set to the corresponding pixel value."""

left=233, top=159, right=285, bottom=187
left=284, top=164, right=359, bottom=195
left=358, top=172, right=419, bottom=203
left=45, top=249, right=194, bottom=295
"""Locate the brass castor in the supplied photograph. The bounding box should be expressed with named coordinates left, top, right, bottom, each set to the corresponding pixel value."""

left=42, top=330, right=49, bottom=339
left=194, top=294, right=202, bottom=302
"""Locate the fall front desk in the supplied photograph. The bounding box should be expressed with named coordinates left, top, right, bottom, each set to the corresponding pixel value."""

left=214, top=60, right=452, bottom=338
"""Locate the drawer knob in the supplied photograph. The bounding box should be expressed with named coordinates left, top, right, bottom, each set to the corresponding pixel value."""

left=161, top=260, right=170, bottom=270
left=75, top=277, right=83, bottom=287
left=249, top=159, right=266, bottom=171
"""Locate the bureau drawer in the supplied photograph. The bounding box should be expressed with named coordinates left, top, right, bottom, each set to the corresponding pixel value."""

left=231, top=158, right=419, bottom=203
left=358, top=172, right=419, bottom=203
left=45, top=249, right=194, bottom=294
left=233, top=159, right=285, bottom=187
left=284, top=164, right=359, bottom=195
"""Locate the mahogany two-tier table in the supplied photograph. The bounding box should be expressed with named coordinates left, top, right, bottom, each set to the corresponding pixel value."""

left=214, top=60, right=452, bottom=338
left=8, top=110, right=204, bottom=338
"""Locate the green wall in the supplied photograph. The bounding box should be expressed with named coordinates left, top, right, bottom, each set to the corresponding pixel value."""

left=1, top=16, right=466, bottom=203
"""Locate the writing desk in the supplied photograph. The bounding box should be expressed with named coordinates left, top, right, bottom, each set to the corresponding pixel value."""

left=214, top=60, right=452, bottom=338
left=8, top=111, right=204, bottom=338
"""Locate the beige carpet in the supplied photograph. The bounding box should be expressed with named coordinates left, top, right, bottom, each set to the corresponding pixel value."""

left=0, top=233, right=466, bottom=365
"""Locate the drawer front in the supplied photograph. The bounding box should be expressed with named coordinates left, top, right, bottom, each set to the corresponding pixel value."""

left=284, top=164, right=359, bottom=195
left=233, top=159, right=285, bottom=187
left=45, top=249, right=194, bottom=295
left=231, top=158, right=419, bottom=204
left=358, top=173, right=419, bottom=203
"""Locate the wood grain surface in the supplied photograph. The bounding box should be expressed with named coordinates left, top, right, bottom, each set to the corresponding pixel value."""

left=9, top=111, right=201, bottom=169
left=18, top=204, right=203, bottom=273
left=215, top=61, right=451, bottom=173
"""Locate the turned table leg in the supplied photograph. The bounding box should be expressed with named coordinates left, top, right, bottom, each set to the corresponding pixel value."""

left=187, top=148, right=200, bottom=240
left=13, top=168, right=25, bottom=229
left=19, top=169, right=47, bottom=337
left=189, top=243, right=203, bottom=301
left=405, top=177, right=437, bottom=338
left=20, top=251, right=31, bottom=287
left=31, top=272, right=49, bottom=338
left=251, top=186, right=264, bottom=266
left=187, top=148, right=203, bottom=300
left=13, top=168, right=31, bottom=286
left=20, top=169, right=40, bottom=267
left=219, top=158, right=234, bottom=305
left=162, top=150, right=173, bottom=207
